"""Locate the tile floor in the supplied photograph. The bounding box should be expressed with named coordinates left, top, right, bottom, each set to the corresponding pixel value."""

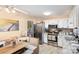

left=39, top=44, right=63, bottom=54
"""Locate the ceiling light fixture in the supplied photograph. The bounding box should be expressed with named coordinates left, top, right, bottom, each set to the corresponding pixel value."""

left=43, top=11, right=52, bottom=16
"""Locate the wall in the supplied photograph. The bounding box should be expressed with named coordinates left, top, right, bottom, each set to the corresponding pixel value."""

left=0, top=9, right=31, bottom=39
left=0, top=31, right=20, bottom=39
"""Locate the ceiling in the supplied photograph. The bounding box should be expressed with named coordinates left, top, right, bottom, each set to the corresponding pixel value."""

left=6, top=5, right=75, bottom=18
left=2, top=5, right=73, bottom=18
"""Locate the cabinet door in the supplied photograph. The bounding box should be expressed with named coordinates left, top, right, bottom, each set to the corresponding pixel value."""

left=58, top=20, right=68, bottom=28
left=58, top=36, right=63, bottom=47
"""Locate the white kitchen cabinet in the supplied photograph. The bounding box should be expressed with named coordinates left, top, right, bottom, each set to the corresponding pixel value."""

left=58, top=32, right=67, bottom=47
left=58, top=19, right=68, bottom=28
left=68, top=6, right=79, bottom=28
left=58, top=35, right=64, bottom=47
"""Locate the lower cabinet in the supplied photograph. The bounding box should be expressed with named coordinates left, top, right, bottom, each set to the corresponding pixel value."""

left=58, top=36, right=62, bottom=47
left=58, top=36, right=65, bottom=47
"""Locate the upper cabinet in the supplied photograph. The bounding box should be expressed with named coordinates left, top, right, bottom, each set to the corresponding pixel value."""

left=44, top=18, right=68, bottom=29
left=58, top=18, right=68, bottom=28
left=68, top=6, right=79, bottom=28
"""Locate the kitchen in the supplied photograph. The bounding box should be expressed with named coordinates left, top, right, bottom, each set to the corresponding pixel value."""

left=0, top=5, right=79, bottom=54
left=24, top=5, right=79, bottom=54
left=39, top=5, right=79, bottom=54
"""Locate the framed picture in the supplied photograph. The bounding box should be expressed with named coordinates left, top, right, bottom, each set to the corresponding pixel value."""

left=0, top=18, right=19, bottom=32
